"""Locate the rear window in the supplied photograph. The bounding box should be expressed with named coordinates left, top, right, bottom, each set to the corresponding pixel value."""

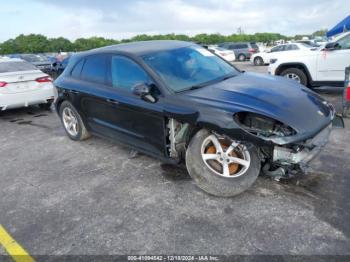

left=250, top=43, right=259, bottom=49
left=80, top=55, right=108, bottom=84
left=71, top=59, right=84, bottom=78
left=0, top=61, right=37, bottom=73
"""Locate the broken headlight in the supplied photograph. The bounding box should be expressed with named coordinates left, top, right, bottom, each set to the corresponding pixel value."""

left=234, top=112, right=296, bottom=138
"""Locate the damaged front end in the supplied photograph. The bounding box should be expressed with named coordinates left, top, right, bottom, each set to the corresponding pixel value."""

left=234, top=111, right=344, bottom=180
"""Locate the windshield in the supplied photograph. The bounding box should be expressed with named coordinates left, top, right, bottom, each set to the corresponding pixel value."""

left=299, top=43, right=315, bottom=49
left=142, top=46, right=239, bottom=92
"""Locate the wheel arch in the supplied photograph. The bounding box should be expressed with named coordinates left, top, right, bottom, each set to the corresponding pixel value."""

left=167, top=112, right=266, bottom=159
left=275, top=62, right=313, bottom=83
left=54, top=96, right=66, bottom=114
left=254, top=56, right=264, bottom=64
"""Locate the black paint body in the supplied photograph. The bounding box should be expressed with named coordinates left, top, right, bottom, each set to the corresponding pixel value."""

left=54, top=41, right=333, bottom=160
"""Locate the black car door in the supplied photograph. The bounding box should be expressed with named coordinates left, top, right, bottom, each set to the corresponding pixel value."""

left=80, top=54, right=166, bottom=156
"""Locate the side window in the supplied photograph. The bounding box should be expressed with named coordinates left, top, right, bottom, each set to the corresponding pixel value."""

left=229, top=44, right=237, bottom=49
left=291, top=44, right=299, bottom=50
left=285, top=44, right=299, bottom=51
left=81, top=55, right=108, bottom=84
left=71, top=59, right=84, bottom=78
left=111, top=56, right=150, bottom=91
left=241, top=44, right=249, bottom=49
left=270, top=46, right=279, bottom=52
left=284, top=45, right=292, bottom=51
left=271, top=46, right=283, bottom=52
left=337, top=34, right=350, bottom=49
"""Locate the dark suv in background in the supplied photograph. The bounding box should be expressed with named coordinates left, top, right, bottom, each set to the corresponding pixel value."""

left=218, top=42, right=259, bottom=61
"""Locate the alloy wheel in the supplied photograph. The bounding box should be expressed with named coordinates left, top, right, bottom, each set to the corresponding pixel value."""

left=201, top=134, right=251, bottom=178
left=284, top=73, right=301, bottom=83
left=255, top=57, right=263, bottom=66
left=62, top=107, right=79, bottom=137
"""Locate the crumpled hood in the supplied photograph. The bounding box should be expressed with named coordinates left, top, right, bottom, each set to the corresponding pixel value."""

left=182, top=72, right=333, bottom=134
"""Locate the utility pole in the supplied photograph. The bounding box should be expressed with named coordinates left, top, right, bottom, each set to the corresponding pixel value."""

left=237, top=27, right=244, bottom=35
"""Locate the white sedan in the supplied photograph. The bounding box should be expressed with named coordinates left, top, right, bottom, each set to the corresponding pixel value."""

left=250, top=43, right=316, bottom=66
left=0, top=58, right=56, bottom=111
left=208, top=46, right=236, bottom=62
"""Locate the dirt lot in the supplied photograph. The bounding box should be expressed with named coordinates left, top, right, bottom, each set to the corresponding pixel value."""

left=0, top=62, right=349, bottom=258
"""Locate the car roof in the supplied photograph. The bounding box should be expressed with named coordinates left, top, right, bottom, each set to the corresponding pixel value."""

left=86, top=40, right=193, bottom=56
left=221, top=42, right=255, bottom=44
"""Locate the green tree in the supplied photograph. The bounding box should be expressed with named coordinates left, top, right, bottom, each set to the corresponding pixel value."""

left=0, top=34, right=50, bottom=54
left=311, top=29, right=328, bottom=37
left=0, top=39, right=20, bottom=54
left=1, top=32, right=293, bottom=55
left=73, top=37, right=118, bottom=51
left=49, top=37, right=73, bottom=52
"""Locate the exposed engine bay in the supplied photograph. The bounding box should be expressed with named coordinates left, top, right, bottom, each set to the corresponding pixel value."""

left=167, top=118, right=191, bottom=161
left=234, top=112, right=296, bottom=138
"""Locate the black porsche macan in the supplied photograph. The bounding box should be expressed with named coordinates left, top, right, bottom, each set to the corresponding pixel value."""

left=54, top=40, right=343, bottom=196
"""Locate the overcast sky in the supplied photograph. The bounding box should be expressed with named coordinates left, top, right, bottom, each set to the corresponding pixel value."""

left=1, top=0, right=349, bottom=41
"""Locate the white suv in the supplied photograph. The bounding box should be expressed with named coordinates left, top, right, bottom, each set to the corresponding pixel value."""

left=268, top=32, right=350, bottom=87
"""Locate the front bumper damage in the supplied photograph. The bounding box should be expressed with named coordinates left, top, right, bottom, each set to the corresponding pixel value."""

left=264, top=115, right=344, bottom=179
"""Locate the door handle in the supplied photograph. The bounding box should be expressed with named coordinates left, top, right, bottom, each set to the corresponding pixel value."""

left=106, top=99, right=120, bottom=105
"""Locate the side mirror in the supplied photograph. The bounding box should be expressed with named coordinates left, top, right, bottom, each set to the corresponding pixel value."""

left=324, top=42, right=340, bottom=51
left=132, top=83, right=157, bottom=103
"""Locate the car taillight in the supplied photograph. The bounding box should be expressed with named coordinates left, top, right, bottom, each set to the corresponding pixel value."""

left=346, top=85, right=350, bottom=101
left=0, top=81, right=7, bottom=87
left=35, top=76, right=52, bottom=83
left=248, top=48, right=256, bottom=53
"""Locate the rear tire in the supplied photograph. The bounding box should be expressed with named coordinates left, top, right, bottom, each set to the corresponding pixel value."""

left=280, top=68, right=308, bottom=86
left=254, top=57, right=264, bottom=66
left=59, top=101, right=90, bottom=141
left=238, top=54, right=246, bottom=62
left=185, top=129, right=260, bottom=197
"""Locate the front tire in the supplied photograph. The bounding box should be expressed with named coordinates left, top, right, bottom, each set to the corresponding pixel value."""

left=280, top=68, right=308, bottom=86
left=59, top=101, right=90, bottom=141
left=254, top=57, right=264, bottom=66
left=185, top=129, right=260, bottom=197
